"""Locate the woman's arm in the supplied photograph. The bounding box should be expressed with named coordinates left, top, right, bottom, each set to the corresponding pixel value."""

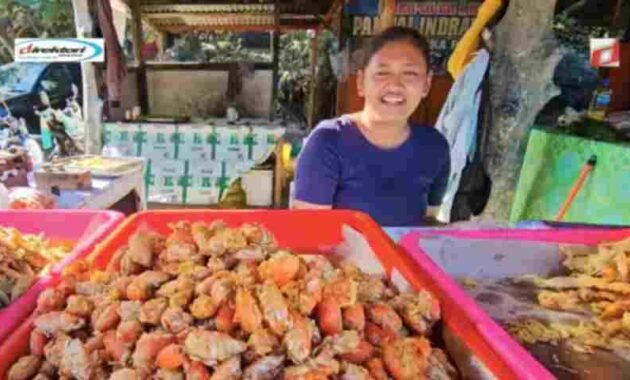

left=424, top=206, right=444, bottom=226
left=292, top=200, right=332, bottom=209
left=426, top=206, right=440, bottom=218
left=425, top=150, right=451, bottom=225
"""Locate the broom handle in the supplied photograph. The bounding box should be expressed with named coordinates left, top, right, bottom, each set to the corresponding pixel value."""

left=554, top=155, right=597, bottom=222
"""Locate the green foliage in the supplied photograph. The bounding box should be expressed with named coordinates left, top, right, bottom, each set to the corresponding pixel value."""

left=0, top=0, right=75, bottom=64
left=167, top=32, right=271, bottom=63
left=168, top=34, right=205, bottom=62
left=166, top=30, right=338, bottom=121
left=278, top=30, right=337, bottom=105
left=553, top=13, right=610, bottom=57
left=278, top=31, right=312, bottom=102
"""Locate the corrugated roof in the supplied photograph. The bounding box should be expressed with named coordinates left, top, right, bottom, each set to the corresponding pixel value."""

left=138, top=0, right=334, bottom=15
left=133, top=0, right=339, bottom=33
left=150, top=14, right=276, bottom=27
left=141, top=4, right=275, bottom=14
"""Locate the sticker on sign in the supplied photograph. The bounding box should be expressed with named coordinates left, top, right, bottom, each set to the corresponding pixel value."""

left=590, top=38, right=620, bottom=68
left=14, top=38, right=104, bottom=62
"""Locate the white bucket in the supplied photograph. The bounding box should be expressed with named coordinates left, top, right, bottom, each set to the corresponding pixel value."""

left=241, top=170, right=273, bottom=207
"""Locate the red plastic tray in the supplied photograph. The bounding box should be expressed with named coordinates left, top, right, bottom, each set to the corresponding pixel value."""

left=399, top=227, right=630, bottom=379
left=0, top=210, right=552, bottom=379
left=0, top=210, right=124, bottom=343
left=409, top=227, right=630, bottom=245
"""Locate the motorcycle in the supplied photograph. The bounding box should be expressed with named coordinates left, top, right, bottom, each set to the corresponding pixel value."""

left=60, top=84, right=86, bottom=151
left=35, top=90, right=83, bottom=160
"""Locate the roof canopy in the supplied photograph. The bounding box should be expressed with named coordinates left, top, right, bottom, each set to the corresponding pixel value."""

left=124, top=0, right=342, bottom=33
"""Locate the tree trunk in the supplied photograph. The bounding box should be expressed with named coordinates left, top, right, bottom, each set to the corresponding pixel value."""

left=0, top=18, right=14, bottom=63
left=482, top=0, right=564, bottom=220
left=0, top=34, right=13, bottom=62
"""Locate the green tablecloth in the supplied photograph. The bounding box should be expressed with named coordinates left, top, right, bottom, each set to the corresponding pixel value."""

left=510, top=129, right=630, bottom=225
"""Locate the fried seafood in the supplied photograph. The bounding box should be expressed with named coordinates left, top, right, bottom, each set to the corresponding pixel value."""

left=511, top=237, right=630, bottom=352
left=0, top=227, right=71, bottom=307
left=9, top=220, right=454, bottom=379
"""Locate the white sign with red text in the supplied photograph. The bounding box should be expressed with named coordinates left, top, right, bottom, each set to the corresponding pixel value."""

left=590, top=38, right=620, bottom=68
left=14, top=38, right=104, bottom=62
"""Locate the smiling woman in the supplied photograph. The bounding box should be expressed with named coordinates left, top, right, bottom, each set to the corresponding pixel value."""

left=293, top=27, right=450, bottom=227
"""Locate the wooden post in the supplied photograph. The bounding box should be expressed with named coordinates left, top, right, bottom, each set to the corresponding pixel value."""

left=613, top=0, right=623, bottom=30
left=307, top=30, right=319, bottom=129
left=270, top=1, right=280, bottom=121
left=335, top=3, right=346, bottom=116
left=273, top=138, right=285, bottom=208
left=270, top=32, right=280, bottom=121
left=379, top=0, right=396, bottom=31
left=156, top=31, right=167, bottom=62
left=130, top=0, right=149, bottom=115
left=72, top=0, right=102, bottom=154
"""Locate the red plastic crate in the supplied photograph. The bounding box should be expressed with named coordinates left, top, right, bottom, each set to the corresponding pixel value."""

left=0, top=210, right=553, bottom=379
left=0, top=210, right=124, bottom=343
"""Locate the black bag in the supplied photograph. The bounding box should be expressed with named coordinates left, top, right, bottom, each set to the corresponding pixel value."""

left=449, top=67, right=493, bottom=222
left=450, top=156, right=492, bottom=221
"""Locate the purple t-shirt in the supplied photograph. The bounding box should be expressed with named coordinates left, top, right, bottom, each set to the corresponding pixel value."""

left=295, top=116, right=450, bottom=226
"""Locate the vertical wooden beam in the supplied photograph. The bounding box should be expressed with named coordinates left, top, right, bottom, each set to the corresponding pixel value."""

left=130, top=0, right=149, bottom=115
left=335, top=4, right=346, bottom=115
left=270, top=32, right=280, bottom=121
left=379, top=0, right=396, bottom=32
left=156, top=31, right=167, bottom=62
left=270, top=2, right=280, bottom=121
left=613, top=0, right=623, bottom=30
left=273, top=138, right=285, bottom=208
left=307, top=30, right=319, bottom=129
left=72, top=0, right=102, bottom=154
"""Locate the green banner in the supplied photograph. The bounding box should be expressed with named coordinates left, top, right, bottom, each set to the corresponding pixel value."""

left=510, top=129, right=630, bottom=225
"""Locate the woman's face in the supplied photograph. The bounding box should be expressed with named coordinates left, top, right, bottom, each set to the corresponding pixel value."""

left=357, top=40, right=432, bottom=123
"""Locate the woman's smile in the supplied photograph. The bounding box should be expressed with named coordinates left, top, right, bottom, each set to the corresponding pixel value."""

left=380, top=93, right=407, bottom=106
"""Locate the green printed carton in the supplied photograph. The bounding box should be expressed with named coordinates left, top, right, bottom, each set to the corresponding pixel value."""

left=142, top=123, right=179, bottom=161
left=146, top=159, right=186, bottom=204
left=178, top=124, right=214, bottom=161
left=102, top=122, right=140, bottom=157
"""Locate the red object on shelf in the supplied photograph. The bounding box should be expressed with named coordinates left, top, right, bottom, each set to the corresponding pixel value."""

left=0, top=210, right=124, bottom=343
left=0, top=210, right=552, bottom=379
left=590, top=39, right=621, bottom=67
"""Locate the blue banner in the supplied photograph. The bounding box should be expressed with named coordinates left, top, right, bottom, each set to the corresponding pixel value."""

left=344, top=0, right=380, bottom=16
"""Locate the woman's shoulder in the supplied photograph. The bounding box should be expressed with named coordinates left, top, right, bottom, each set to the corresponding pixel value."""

left=314, top=115, right=356, bottom=132
left=411, top=124, right=449, bottom=151
left=307, top=116, right=353, bottom=145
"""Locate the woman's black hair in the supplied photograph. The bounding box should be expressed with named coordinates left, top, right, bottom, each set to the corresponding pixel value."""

left=361, top=26, right=431, bottom=70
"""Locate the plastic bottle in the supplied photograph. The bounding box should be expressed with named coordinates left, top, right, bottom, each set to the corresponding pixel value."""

left=587, top=79, right=612, bottom=121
